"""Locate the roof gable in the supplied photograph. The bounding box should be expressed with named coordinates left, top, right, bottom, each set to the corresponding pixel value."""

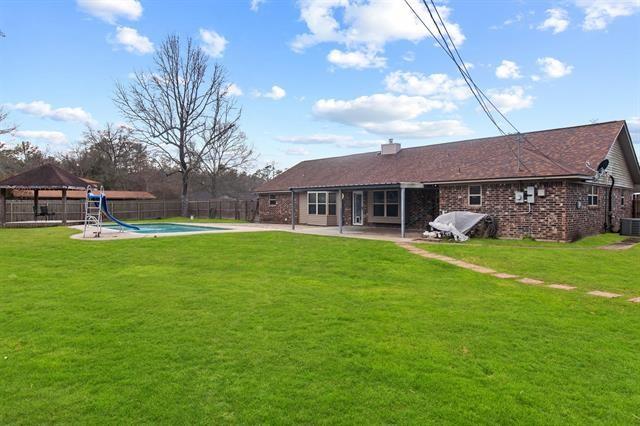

left=0, top=164, right=88, bottom=190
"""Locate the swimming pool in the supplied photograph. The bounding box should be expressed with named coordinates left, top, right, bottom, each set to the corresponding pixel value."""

left=104, top=223, right=227, bottom=234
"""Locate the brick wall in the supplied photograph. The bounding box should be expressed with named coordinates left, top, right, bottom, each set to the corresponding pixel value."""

left=258, top=193, right=294, bottom=223
left=565, top=183, right=633, bottom=240
left=342, top=190, right=353, bottom=226
left=439, top=181, right=566, bottom=240
left=439, top=181, right=635, bottom=241
left=406, top=188, right=439, bottom=230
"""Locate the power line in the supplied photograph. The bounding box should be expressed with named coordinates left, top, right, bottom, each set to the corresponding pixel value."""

left=402, top=0, right=506, bottom=135
left=425, top=0, right=575, bottom=174
left=407, top=0, right=575, bottom=174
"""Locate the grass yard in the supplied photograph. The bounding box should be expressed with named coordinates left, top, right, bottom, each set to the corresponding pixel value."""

left=416, top=234, right=640, bottom=295
left=1, top=228, right=639, bottom=424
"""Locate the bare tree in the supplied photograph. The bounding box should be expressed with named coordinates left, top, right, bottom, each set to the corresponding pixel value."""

left=199, top=104, right=255, bottom=196
left=114, top=35, right=240, bottom=216
left=0, top=107, right=16, bottom=136
left=82, top=124, right=148, bottom=188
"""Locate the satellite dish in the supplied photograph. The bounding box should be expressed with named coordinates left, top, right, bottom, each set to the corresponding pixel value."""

left=596, top=159, right=609, bottom=173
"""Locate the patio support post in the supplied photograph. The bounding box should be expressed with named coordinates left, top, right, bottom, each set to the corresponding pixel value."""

left=33, top=189, right=39, bottom=221
left=338, top=189, right=343, bottom=234
left=62, top=188, right=67, bottom=225
left=400, top=186, right=406, bottom=238
left=0, top=188, right=6, bottom=227
left=291, top=190, right=296, bottom=230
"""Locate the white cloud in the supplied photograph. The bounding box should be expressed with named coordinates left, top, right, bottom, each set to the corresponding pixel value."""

left=327, top=48, right=386, bottom=69
left=286, top=147, right=310, bottom=156
left=12, top=130, right=68, bottom=145
left=199, top=29, right=227, bottom=58
left=538, top=8, right=570, bottom=34
left=291, top=0, right=464, bottom=67
left=77, top=0, right=142, bottom=24
left=357, top=119, right=472, bottom=139
left=495, top=60, right=522, bottom=79
left=487, top=86, right=534, bottom=113
left=312, top=93, right=471, bottom=138
left=402, top=51, right=415, bottom=62
left=276, top=134, right=382, bottom=149
left=254, top=86, right=286, bottom=100
left=313, top=93, right=456, bottom=124
left=576, top=0, right=640, bottom=31
left=531, top=74, right=541, bottom=82
left=250, top=0, right=265, bottom=12
left=384, top=71, right=471, bottom=104
left=490, top=12, right=524, bottom=30
left=112, top=26, right=153, bottom=54
left=628, top=116, right=640, bottom=141
left=537, top=57, right=573, bottom=78
left=226, top=83, right=243, bottom=97
left=7, top=101, right=95, bottom=125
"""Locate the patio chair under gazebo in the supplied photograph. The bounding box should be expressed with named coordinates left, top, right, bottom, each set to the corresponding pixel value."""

left=0, top=164, right=88, bottom=226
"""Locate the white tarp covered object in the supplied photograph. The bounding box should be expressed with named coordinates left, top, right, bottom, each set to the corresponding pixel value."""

left=426, top=211, right=487, bottom=242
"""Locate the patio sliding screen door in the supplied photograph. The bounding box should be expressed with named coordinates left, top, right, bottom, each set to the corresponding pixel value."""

left=353, top=191, right=363, bottom=225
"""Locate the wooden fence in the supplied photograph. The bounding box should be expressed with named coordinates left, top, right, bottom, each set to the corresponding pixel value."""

left=2, top=198, right=258, bottom=223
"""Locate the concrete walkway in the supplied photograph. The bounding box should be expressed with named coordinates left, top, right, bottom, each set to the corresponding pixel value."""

left=396, top=242, right=639, bottom=304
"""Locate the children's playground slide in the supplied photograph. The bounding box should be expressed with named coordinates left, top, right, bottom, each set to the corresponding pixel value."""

left=88, top=193, right=140, bottom=230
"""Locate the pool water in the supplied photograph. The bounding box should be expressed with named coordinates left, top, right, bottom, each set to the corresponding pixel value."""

left=104, top=223, right=227, bottom=234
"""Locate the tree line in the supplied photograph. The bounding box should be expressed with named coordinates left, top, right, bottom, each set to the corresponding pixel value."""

left=0, top=35, right=282, bottom=214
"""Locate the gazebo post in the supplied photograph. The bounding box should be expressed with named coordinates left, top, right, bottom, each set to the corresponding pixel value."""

left=0, top=188, right=6, bottom=227
left=62, top=189, right=68, bottom=225
left=34, top=189, right=39, bottom=222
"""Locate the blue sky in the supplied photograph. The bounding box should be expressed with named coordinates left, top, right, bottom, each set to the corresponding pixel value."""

left=1, top=0, right=639, bottom=169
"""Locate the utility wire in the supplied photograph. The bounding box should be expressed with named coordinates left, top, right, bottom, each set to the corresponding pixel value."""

left=408, top=0, right=574, bottom=173
left=426, top=0, right=574, bottom=173
left=402, top=0, right=506, bottom=135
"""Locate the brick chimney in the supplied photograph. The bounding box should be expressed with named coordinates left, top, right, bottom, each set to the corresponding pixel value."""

left=381, top=138, right=401, bottom=155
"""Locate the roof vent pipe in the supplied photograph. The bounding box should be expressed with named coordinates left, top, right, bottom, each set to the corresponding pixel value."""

left=381, top=139, right=401, bottom=155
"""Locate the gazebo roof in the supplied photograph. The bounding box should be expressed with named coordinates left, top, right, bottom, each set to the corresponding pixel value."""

left=0, top=164, right=89, bottom=190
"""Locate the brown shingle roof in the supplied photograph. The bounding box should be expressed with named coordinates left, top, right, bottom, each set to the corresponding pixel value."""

left=10, top=189, right=156, bottom=200
left=257, top=121, right=630, bottom=192
left=0, top=164, right=88, bottom=190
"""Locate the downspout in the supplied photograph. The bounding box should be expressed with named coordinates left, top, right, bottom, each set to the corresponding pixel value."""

left=607, top=175, right=615, bottom=232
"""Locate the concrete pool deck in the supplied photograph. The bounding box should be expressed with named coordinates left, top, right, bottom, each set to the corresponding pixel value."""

left=70, top=222, right=423, bottom=242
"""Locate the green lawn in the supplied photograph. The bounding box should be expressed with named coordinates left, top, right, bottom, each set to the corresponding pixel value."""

left=1, top=228, right=639, bottom=424
left=416, top=234, right=640, bottom=295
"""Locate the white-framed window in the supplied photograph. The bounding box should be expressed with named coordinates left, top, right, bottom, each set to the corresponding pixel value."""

left=269, top=194, right=277, bottom=206
left=621, top=193, right=625, bottom=206
left=587, top=185, right=598, bottom=206
left=372, top=190, right=399, bottom=217
left=468, top=185, right=482, bottom=206
left=307, top=191, right=337, bottom=216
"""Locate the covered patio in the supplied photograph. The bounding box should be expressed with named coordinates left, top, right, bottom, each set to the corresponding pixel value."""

left=0, top=164, right=88, bottom=227
left=289, top=182, right=438, bottom=238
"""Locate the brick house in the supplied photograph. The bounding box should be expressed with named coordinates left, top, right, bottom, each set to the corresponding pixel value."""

left=256, top=121, right=640, bottom=241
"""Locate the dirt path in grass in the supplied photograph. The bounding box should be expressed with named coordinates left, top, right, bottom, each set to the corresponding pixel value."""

left=397, top=242, right=640, bottom=304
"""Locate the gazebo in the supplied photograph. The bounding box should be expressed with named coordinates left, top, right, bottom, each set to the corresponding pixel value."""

left=0, top=164, right=89, bottom=226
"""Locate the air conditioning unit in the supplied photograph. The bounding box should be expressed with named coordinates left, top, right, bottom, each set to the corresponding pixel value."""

left=620, top=218, right=640, bottom=236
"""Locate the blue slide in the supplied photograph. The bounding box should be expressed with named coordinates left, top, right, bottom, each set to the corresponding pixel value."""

left=88, top=193, right=140, bottom=230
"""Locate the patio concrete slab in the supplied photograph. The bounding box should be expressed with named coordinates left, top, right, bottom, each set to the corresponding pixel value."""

left=518, top=278, right=544, bottom=285
left=548, top=284, right=576, bottom=291
left=588, top=291, right=621, bottom=299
